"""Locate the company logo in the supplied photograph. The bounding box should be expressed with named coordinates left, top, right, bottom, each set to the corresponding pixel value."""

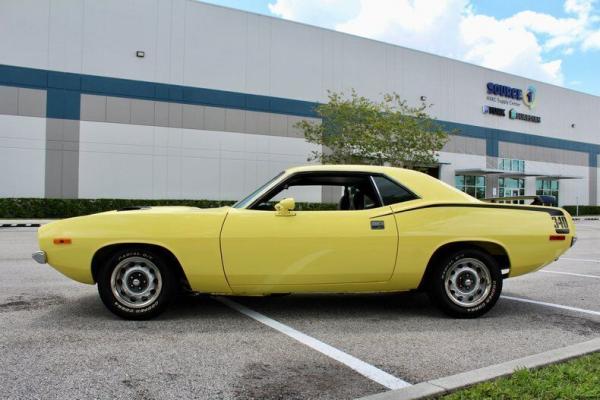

left=522, top=85, right=537, bottom=109
left=482, top=105, right=505, bottom=116
left=509, top=108, right=541, bottom=123
left=486, top=82, right=523, bottom=100
left=486, top=82, right=539, bottom=109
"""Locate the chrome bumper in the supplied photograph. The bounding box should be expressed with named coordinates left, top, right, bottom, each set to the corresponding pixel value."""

left=32, top=250, right=47, bottom=264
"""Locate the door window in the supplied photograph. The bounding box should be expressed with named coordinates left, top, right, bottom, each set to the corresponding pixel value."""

left=371, top=176, right=418, bottom=205
left=250, top=172, right=382, bottom=211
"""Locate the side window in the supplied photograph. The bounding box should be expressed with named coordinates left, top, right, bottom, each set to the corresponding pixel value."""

left=250, top=173, right=382, bottom=211
left=372, top=176, right=417, bottom=205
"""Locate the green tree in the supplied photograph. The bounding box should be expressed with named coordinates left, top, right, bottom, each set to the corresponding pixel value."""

left=297, top=90, right=451, bottom=168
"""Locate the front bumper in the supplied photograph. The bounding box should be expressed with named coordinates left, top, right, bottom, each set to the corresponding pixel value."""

left=32, top=250, right=47, bottom=264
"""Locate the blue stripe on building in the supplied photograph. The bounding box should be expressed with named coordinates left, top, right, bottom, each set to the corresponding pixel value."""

left=1, top=63, right=598, bottom=166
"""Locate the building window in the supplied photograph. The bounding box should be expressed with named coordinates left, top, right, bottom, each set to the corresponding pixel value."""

left=499, top=177, right=525, bottom=203
left=498, top=158, right=525, bottom=172
left=536, top=179, right=559, bottom=206
left=455, top=175, right=486, bottom=199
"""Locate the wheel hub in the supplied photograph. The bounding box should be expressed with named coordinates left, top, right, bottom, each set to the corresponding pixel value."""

left=110, top=257, right=162, bottom=309
left=444, top=258, right=492, bottom=308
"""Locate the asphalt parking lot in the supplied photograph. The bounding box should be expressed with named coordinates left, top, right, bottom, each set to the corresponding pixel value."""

left=1, top=222, right=599, bottom=400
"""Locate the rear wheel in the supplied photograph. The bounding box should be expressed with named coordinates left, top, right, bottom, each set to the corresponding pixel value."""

left=97, top=248, right=175, bottom=320
left=428, top=248, right=502, bottom=318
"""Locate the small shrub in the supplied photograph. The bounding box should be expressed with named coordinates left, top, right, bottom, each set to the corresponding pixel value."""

left=0, top=198, right=235, bottom=219
left=0, top=198, right=336, bottom=219
left=563, top=205, right=600, bottom=216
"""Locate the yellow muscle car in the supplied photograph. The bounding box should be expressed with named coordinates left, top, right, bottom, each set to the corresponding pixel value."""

left=33, top=165, right=575, bottom=320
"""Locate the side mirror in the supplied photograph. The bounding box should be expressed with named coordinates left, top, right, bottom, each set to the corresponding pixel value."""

left=274, top=197, right=296, bottom=216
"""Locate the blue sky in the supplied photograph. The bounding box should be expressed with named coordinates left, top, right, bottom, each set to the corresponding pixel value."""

left=201, top=0, right=600, bottom=96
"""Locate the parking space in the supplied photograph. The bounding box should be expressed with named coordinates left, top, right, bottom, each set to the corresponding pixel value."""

left=1, top=222, right=599, bottom=399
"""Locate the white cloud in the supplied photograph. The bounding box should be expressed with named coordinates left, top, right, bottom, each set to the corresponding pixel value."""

left=268, top=0, right=600, bottom=86
left=460, top=13, right=565, bottom=84
left=337, top=0, right=469, bottom=59
left=565, top=0, right=594, bottom=16
left=582, top=29, right=600, bottom=49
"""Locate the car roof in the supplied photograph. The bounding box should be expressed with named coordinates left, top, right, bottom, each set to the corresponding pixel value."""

left=284, top=164, right=477, bottom=203
left=286, top=164, right=404, bottom=174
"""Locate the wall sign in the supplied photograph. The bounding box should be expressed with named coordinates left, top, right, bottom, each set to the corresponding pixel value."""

left=509, top=108, right=541, bottom=123
left=486, top=82, right=522, bottom=100
left=522, top=85, right=537, bottom=109
left=484, top=82, right=540, bottom=122
left=482, top=105, right=505, bottom=116
left=486, top=82, right=539, bottom=109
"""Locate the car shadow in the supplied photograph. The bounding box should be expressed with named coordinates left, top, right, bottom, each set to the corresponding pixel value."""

left=31, top=290, right=444, bottom=325
left=29, top=290, right=551, bottom=335
left=223, top=291, right=440, bottom=319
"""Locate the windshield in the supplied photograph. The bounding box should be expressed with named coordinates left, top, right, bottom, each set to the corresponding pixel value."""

left=232, top=171, right=285, bottom=209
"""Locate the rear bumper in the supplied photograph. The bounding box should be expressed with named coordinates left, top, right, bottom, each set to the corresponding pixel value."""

left=32, top=250, right=47, bottom=264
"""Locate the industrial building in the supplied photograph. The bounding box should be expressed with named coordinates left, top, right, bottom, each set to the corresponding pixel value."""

left=0, top=0, right=599, bottom=206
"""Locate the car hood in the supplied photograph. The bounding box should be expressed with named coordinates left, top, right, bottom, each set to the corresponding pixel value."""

left=38, top=206, right=232, bottom=236
left=99, top=205, right=232, bottom=216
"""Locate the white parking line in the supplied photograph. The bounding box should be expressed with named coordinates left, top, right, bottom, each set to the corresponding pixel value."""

left=217, top=297, right=411, bottom=390
left=560, top=257, right=600, bottom=263
left=540, top=270, right=600, bottom=279
left=501, top=296, right=600, bottom=317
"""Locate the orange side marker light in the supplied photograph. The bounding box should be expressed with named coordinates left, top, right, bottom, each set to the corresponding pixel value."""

left=53, top=238, right=72, bottom=245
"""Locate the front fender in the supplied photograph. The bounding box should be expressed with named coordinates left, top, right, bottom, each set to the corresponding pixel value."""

left=37, top=208, right=232, bottom=293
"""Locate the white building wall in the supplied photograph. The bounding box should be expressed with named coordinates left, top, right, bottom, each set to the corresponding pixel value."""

left=1, top=0, right=599, bottom=146
left=0, top=0, right=598, bottom=203
left=78, top=121, right=318, bottom=200
left=0, top=115, right=46, bottom=197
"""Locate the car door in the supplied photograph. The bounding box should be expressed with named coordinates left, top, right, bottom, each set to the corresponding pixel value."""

left=220, top=173, right=398, bottom=287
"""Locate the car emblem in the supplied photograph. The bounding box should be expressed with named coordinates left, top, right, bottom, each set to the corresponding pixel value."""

left=370, top=220, right=385, bottom=230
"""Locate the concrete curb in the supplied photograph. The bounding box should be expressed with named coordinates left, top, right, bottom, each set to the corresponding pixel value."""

left=357, top=338, right=600, bottom=400
left=0, top=219, right=57, bottom=228
left=0, top=223, right=41, bottom=228
left=573, top=216, right=600, bottom=221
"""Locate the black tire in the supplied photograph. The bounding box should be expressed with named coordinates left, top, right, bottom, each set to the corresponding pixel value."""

left=97, top=247, right=176, bottom=320
left=427, top=248, right=502, bottom=318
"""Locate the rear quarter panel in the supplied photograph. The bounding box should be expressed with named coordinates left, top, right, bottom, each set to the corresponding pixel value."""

left=38, top=209, right=231, bottom=293
left=386, top=203, right=573, bottom=290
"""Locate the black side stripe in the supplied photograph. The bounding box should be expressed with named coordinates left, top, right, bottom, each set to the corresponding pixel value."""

left=371, top=203, right=564, bottom=219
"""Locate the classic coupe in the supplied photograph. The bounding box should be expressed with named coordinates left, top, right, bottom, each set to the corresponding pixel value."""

left=33, top=165, right=575, bottom=319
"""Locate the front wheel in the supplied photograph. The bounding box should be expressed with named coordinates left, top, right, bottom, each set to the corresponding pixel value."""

left=428, top=249, right=502, bottom=318
left=97, top=248, right=175, bottom=320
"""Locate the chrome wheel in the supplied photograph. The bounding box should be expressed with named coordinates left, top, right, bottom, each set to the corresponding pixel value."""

left=110, top=256, right=162, bottom=309
left=444, top=257, right=491, bottom=308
